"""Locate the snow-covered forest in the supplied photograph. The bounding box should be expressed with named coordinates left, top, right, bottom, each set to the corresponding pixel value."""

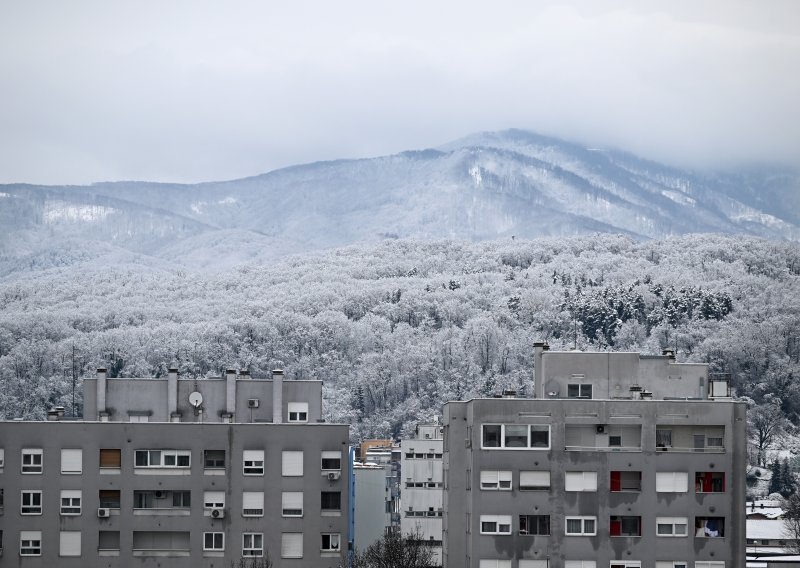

left=1, top=234, right=799, bottom=450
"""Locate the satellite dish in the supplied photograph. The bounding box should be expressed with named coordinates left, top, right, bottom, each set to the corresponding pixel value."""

left=189, top=391, right=203, bottom=408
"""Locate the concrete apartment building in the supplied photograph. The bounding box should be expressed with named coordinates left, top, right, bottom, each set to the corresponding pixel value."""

left=401, top=422, right=444, bottom=566
left=443, top=343, right=747, bottom=568
left=0, top=368, right=349, bottom=567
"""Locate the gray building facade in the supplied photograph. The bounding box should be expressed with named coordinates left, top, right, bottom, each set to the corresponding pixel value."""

left=0, top=368, right=349, bottom=567
left=443, top=347, right=747, bottom=568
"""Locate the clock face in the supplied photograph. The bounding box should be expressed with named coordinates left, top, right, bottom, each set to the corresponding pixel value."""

left=189, top=391, right=203, bottom=408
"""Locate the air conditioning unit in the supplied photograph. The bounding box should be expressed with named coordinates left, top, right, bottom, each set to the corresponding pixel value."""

left=211, top=508, right=225, bottom=519
left=424, top=433, right=431, bottom=439
left=154, top=490, right=166, bottom=499
left=596, top=425, right=606, bottom=434
left=327, top=471, right=341, bottom=481
left=247, top=399, right=260, bottom=408
left=98, top=508, right=110, bottom=518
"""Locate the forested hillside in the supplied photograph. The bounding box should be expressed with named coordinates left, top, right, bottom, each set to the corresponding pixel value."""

left=1, top=234, right=798, bottom=447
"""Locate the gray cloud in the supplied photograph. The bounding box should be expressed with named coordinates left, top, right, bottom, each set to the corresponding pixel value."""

left=1, top=0, right=798, bottom=184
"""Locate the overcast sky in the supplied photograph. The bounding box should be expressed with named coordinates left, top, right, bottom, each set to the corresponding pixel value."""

left=1, top=1, right=798, bottom=185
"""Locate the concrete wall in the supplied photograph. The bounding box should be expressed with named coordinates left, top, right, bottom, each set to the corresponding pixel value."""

left=353, top=466, right=387, bottom=552
left=443, top=398, right=746, bottom=568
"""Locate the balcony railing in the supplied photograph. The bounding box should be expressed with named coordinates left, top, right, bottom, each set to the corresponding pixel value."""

left=656, top=446, right=725, bottom=453
left=565, top=446, right=641, bottom=452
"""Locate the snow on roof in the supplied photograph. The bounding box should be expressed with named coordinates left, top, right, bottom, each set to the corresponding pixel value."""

left=747, top=519, right=793, bottom=540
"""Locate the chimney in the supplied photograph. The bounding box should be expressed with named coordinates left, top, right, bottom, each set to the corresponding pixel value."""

left=96, top=368, right=108, bottom=419
left=226, top=369, right=237, bottom=416
left=167, top=368, right=179, bottom=417
left=662, top=348, right=675, bottom=360
left=533, top=342, right=548, bottom=399
left=272, top=369, right=284, bottom=424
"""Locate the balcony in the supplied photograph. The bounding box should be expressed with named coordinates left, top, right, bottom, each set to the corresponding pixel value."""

left=565, top=424, right=641, bottom=452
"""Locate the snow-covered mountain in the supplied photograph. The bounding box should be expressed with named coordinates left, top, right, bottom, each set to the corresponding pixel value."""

left=1, top=129, right=798, bottom=276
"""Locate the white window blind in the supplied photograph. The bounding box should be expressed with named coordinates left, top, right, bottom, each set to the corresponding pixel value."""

left=479, top=561, right=512, bottom=568
left=565, top=562, right=596, bottom=568
left=281, top=533, right=303, bottom=558
left=282, top=491, right=303, bottom=516
left=243, top=450, right=264, bottom=475
left=60, top=531, right=82, bottom=556
left=204, top=491, right=225, bottom=508
left=519, top=561, right=549, bottom=568
left=480, top=470, right=512, bottom=490
left=519, top=471, right=550, bottom=490
left=656, top=472, right=689, bottom=492
left=282, top=451, right=304, bottom=476
left=288, top=402, right=309, bottom=422
left=565, top=471, right=597, bottom=491
left=61, top=449, right=82, bottom=474
left=242, top=491, right=264, bottom=516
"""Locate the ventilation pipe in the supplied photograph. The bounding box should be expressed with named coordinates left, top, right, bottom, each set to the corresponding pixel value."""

left=272, top=369, right=284, bottom=424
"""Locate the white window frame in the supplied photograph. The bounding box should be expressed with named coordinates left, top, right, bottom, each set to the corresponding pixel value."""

left=288, top=402, right=309, bottom=423
left=519, top=471, right=551, bottom=490
left=242, top=491, right=264, bottom=517
left=657, top=517, right=689, bottom=537
left=282, top=450, right=304, bottom=477
left=243, top=450, right=264, bottom=475
left=61, top=449, right=83, bottom=474
left=321, top=533, right=341, bottom=552
left=242, top=533, right=263, bottom=557
left=203, top=532, right=224, bottom=551
left=20, top=530, right=42, bottom=556
left=568, top=384, right=593, bottom=398
left=281, top=532, right=303, bottom=559
left=565, top=516, right=597, bottom=536
left=321, top=451, right=342, bottom=471
left=479, top=561, right=512, bottom=568
left=480, top=515, right=512, bottom=535
left=21, top=490, right=43, bottom=515
left=22, top=448, right=43, bottom=474
left=282, top=491, right=304, bottom=517
left=565, top=562, right=597, bottom=568
left=60, top=490, right=82, bottom=515
left=59, top=531, right=81, bottom=557
left=565, top=471, right=598, bottom=492
left=481, top=424, right=550, bottom=449
left=610, top=563, right=641, bottom=568
left=134, top=449, right=190, bottom=468
left=480, top=470, right=512, bottom=490
left=656, top=472, right=689, bottom=492
left=204, top=490, right=225, bottom=509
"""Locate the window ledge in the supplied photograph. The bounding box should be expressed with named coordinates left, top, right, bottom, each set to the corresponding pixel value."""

left=133, top=509, right=191, bottom=516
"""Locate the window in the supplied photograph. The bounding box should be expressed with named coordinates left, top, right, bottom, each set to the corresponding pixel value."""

left=282, top=533, right=303, bottom=559
left=520, top=515, right=550, bottom=535
left=21, top=490, right=42, bottom=514
left=657, top=517, right=688, bottom=537
left=480, top=470, right=512, bottom=490
left=565, top=516, right=597, bottom=536
left=172, top=491, right=191, bottom=508
left=565, top=563, right=597, bottom=568
left=20, top=531, right=42, bottom=556
left=134, top=491, right=155, bottom=509
left=288, top=402, right=309, bottom=422
left=61, top=449, right=82, bottom=474
left=656, top=429, right=673, bottom=449
left=568, top=384, right=593, bottom=398
left=322, top=533, right=341, bottom=552
left=134, top=450, right=190, bottom=468
left=59, top=531, right=81, bottom=557
left=321, top=451, right=342, bottom=471
left=243, top=450, right=264, bottom=475
left=100, top=448, right=121, bottom=469
left=22, top=448, right=43, bottom=474
left=611, top=471, right=641, bottom=492
left=480, top=562, right=512, bottom=568
left=203, top=532, right=224, bottom=551
left=242, top=533, right=263, bottom=557
left=565, top=471, right=598, bottom=492
left=204, top=450, right=225, bottom=469
left=98, top=531, right=120, bottom=552
left=481, top=424, right=550, bottom=449
left=656, top=563, right=687, bottom=568
left=656, top=472, right=688, bottom=492
left=61, top=490, right=82, bottom=515
left=480, top=515, right=512, bottom=535
left=282, top=450, right=304, bottom=476
left=610, top=516, right=641, bottom=537
left=243, top=491, right=264, bottom=516
left=610, top=563, right=641, bottom=568
left=282, top=491, right=303, bottom=517
left=322, top=491, right=341, bottom=512
left=99, top=489, right=121, bottom=508
left=695, top=517, right=725, bottom=537
left=519, top=471, right=551, bottom=490
left=204, top=491, right=225, bottom=509
left=695, top=472, right=725, bottom=493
